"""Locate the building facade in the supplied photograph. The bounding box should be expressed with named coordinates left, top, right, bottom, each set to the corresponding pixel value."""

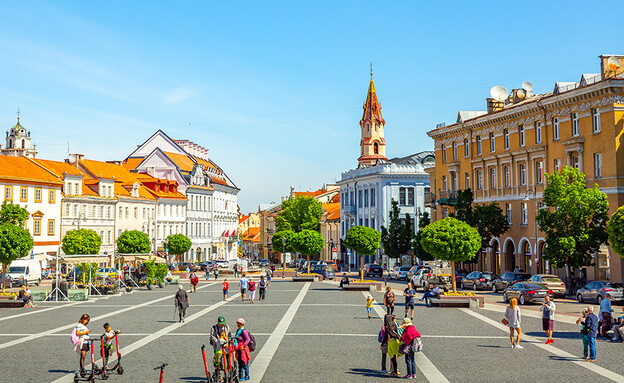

left=427, top=54, right=624, bottom=283
left=1, top=116, right=37, bottom=158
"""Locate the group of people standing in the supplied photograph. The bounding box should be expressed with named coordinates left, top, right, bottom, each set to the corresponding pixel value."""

left=379, top=315, right=422, bottom=379
left=238, top=273, right=270, bottom=303
left=209, top=315, right=253, bottom=381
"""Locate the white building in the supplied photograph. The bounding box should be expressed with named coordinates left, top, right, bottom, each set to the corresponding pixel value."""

left=0, top=115, right=37, bottom=158
left=337, top=73, right=434, bottom=268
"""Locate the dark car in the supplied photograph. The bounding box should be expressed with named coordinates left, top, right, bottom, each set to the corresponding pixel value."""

left=461, top=271, right=498, bottom=291
left=576, top=281, right=624, bottom=304
left=455, top=269, right=468, bottom=285
left=178, top=262, right=199, bottom=272
left=503, top=282, right=553, bottom=305
left=492, top=271, right=531, bottom=293
left=197, top=261, right=214, bottom=271
left=259, top=259, right=270, bottom=267
left=364, top=264, right=384, bottom=278
left=312, top=264, right=335, bottom=280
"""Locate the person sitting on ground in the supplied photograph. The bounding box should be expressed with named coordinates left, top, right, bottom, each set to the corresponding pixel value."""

left=339, top=273, right=349, bottom=290
left=420, top=285, right=440, bottom=305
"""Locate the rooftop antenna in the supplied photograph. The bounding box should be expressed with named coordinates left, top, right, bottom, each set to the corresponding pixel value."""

left=188, top=122, right=191, bottom=139
left=16, top=108, right=20, bottom=122
left=370, top=62, right=373, bottom=78
left=490, top=85, right=508, bottom=101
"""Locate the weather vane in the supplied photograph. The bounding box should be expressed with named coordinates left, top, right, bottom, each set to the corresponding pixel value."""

left=16, top=108, right=20, bottom=122
left=370, top=62, right=373, bottom=78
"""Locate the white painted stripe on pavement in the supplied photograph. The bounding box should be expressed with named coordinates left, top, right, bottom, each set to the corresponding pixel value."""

left=0, top=282, right=216, bottom=350
left=249, top=282, right=310, bottom=383
left=481, top=303, right=580, bottom=324
left=0, top=301, right=84, bottom=322
left=363, top=291, right=450, bottom=383
left=460, top=308, right=624, bottom=383
left=50, top=290, right=242, bottom=383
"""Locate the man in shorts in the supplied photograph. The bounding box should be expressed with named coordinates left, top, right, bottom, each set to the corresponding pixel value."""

left=239, top=273, right=249, bottom=301
left=540, top=295, right=556, bottom=344
left=403, top=283, right=416, bottom=319
left=222, top=279, right=229, bottom=301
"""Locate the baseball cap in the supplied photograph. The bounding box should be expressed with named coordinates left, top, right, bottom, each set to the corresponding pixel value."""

left=218, top=316, right=226, bottom=325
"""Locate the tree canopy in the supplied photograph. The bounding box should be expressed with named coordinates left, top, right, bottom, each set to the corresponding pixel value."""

left=0, top=201, right=29, bottom=226
left=472, top=202, right=509, bottom=249
left=380, top=199, right=413, bottom=259
left=608, top=206, right=624, bottom=257
left=412, top=211, right=434, bottom=262
left=117, top=230, right=151, bottom=254
left=0, top=203, right=32, bottom=292
left=537, top=166, right=609, bottom=271
left=345, top=225, right=381, bottom=280
left=272, top=230, right=296, bottom=253
left=293, top=229, right=324, bottom=273
left=275, top=196, right=323, bottom=233
left=167, top=233, right=192, bottom=256
left=62, top=229, right=102, bottom=255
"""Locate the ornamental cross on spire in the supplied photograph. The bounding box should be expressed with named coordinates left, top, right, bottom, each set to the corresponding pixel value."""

left=16, top=108, right=20, bottom=122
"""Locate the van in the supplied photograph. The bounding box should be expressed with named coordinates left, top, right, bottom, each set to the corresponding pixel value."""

left=8, top=259, right=42, bottom=287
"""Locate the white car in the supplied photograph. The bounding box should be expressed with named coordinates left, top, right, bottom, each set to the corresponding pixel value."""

left=214, top=260, right=230, bottom=269
left=389, top=266, right=410, bottom=280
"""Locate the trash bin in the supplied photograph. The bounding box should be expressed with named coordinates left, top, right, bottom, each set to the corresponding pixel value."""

left=60, top=281, right=69, bottom=298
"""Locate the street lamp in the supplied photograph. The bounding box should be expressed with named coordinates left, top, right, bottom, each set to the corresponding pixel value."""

left=524, top=188, right=539, bottom=271
left=281, top=237, right=286, bottom=278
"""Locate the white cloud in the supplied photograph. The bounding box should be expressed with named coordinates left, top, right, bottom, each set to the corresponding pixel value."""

left=164, top=87, right=201, bottom=105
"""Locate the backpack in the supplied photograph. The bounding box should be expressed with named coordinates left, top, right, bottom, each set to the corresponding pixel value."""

left=70, top=328, right=80, bottom=345
left=246, top=330, right=257, bottom=352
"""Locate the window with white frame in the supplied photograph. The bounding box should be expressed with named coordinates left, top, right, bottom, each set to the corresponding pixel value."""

left=477, top=170, right=483, bottom=190
left=535, top=122, right=542, bottom=143
left=465, top=172, right=470, bottom=189
left=476, top=136, right=482, bottom=155
left=506, top=203, right=512, bottom=225
left=571, top=113, right=579, bottom=136
left=521, top=202, right=528, bottom=225
left=519, top=163, right=526, bottom=185
left=441, top=144, right=446, bottom=162
left=489, top=168, right=496, bottom=189
left=464, top=138, right=469, bottom=157
left=504, top=129, right=510, bottom=150
left=553, top=117, right=560, bottom=140
left=594, top=153, right=602, bottom=178
left=504, top=165, right=511, bottom=187
left=592, top=108, right=600, bottom=133
left=490, top=132, right=495, bottom=152
left=536, top=161, right=543, bottom=184
left=519, top=126, right=525, bottom=147
left=554, top=158, right=561, bottom=171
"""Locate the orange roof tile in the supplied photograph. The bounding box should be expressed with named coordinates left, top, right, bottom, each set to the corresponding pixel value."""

left=33, top=159, right=84, bottom=177
left=122, top=157, right=145, bottom=171
left=163, top=151, right=197, bottom=173
left=0, top=156, right=63, bottom=185
left=239, top=214, right=249, bottom=224
left=79, top=159, right=157, bottom=200
left=323, top=202, right=341, bottom=220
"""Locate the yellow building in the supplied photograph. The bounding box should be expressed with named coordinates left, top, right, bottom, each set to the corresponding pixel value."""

left=427, top=54, right=624, bottom=283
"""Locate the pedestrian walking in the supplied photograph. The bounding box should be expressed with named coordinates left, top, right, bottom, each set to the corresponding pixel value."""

left=403, top=283, right=416, bottom=320
left=205, top=267, right=210, bottom=281
left=581, top=305, right=599, bottom=362
left=384, top=314, right=402, bottom=377
left=540, top=295, right=556, bottom=344
left=234, top=318, right=251, bottom=381
left=503, top=297, right=523, bottom=348
left=598, top=293, right=614, bottom=337
left=248, top=278, right=256, bottom=303
left=222, top=279, right=229, bottom=301
left=576, top=308, right=590, bottom=359
left=400, top=318, right=421, bottom=379
left=233, top=264, right=238, bottom=278
left=214, top=266, right=219, bottom=280
left=239, top=273, right=249, bottom=301
left=189, top=271, right=198, bottom=293
left=73, top=314, right=92, bottom=375
left=174, top=284, right=189, bottom=323
left=266, top=268, right=272, bottom=286
left=366, top=295, right=374, bottom=319
left=383, top=286, right=395, bottom=315
left=258, top=276, right=266, bottom=300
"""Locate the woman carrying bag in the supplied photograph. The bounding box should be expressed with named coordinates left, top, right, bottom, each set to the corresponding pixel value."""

left=384, top=314, right=403, bottom=377
left=400, top=318, right=422, bottom=379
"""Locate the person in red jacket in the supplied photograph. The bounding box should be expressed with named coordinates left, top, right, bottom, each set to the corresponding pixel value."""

left=400, top=318, right=422, bottom=379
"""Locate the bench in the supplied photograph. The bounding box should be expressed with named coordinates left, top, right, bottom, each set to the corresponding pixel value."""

left=428, top=298, right=478, bottom=308
left=0, top=300, right=25, bottom=308
left=342, top=284, right=375, bottom=292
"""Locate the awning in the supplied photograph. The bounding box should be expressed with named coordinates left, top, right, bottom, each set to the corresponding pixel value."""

left=119, top=254, right=166, bottom=263
left=60, top=255, right=111, bottom=264
left=223, top=230, right=230, bottom=237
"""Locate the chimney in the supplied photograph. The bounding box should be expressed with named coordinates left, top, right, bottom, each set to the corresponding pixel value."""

left=487, top=98, right=504, bottom=113
left=600, top=54, right=624, bottom=80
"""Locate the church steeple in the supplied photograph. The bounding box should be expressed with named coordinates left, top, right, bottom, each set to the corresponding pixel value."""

left=358, top=65, right=387, bottom=166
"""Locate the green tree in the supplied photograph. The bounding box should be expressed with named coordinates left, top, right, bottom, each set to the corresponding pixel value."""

left=453, top=189, right=474, bottom=224
left=143, top=257, right=157, bottom=285
left=275, top=196, right=323, bottom=233
left=62, top=229, right=102, bottom=255
left=536, top=167, right=609, bottom=276
left=344, top=225, right=381, bottom=280
left=292, top=229, right=324, bottom=273
left=167, top=233, right=192, bottom=265
left=78, top=262, right=98, bottom=284
left=0, top=203, right=32, bottom=292
left=412, top=212, right=434, bottom=262
left=472, top=202, right=509, bottom=249
left=608, top=206, right=624, bottom=257
left=272, top=230, right=296, bottom=262
left=420, top=217, right=481, bottom=293
left=117, top=230, right=151, bottom=254
left=155, top=263, right=169, bottom=284
left=380, top=200, right=413, bottom=261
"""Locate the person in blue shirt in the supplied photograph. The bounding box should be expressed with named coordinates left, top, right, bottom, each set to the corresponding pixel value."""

left=403, top=283, right=416, bottom=320
left=598, top=293, right=614, bottom=337
left=581, top=305, right=599, bottom=362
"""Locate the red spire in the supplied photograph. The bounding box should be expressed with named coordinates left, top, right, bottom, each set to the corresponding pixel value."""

left=361, top=73, right=384, bottom=124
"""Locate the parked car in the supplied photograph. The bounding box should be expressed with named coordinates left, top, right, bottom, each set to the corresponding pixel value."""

left=491, top=271, right=532, bottom=293
left=363, top=264, right=384, bottom=278
left=312, top=264, right=335, bottom=280
left=529, top=274, right=566, bottom=298
left=576, top=281, right=624, bottom=303
left=389, top=266, right=410, bottom=280
left=259, top=259, right=270, bottom=267
left=503, top=282, right=553, bottom=305
left=96, top=267, right=119, bottom=279
left=66, top=267, right=83, bottom=282
left=410, top=266, right=433, bottom=290
left=455, top=269, right=468, bottom=285
left=213, top=260, right=229, bottom=269
left=461, top=271, right=498, bottom=291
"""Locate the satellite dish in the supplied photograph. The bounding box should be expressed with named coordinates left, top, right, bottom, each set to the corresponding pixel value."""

left=517, top=89, right=526, bottom=99
left=490, top=85, right=508, bottom=101
left=607, top=56, right=621, bottom=72
left=68, top=153, right=77, bottom=163
left=521, top=81, right=534, bottom=92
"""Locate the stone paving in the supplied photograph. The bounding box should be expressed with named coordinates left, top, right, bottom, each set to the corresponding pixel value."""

left=0, top=278, right=623, bottom=382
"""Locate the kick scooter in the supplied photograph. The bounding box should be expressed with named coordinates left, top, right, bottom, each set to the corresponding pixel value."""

left=155, top=363, right=168, bottom=383
left=74, top=339, right=99, bottom=383
left=99, top=331, right=124, bottom=379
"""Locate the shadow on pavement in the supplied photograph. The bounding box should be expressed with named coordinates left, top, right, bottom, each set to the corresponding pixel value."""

left=548, top=355, right=583, bottom=362
left=477, top=344, right=509, bottom=349
left=49, top=369, right=76, bottom=374
left=524, top=331, right=581, bottom=340
left=180, top=376, right=207, bottom=381
left=347, top=368, right=387, bottom=378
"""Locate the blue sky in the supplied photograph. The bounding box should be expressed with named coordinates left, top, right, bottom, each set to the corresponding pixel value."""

left=1, top=1, right=622, bottom=212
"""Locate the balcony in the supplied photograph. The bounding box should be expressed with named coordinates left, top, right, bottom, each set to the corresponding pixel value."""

left=424, top=192, right=436, bottom=208
left=343, top=205, right=356, bottom=215
left=436, top=190, right=457, bottom=206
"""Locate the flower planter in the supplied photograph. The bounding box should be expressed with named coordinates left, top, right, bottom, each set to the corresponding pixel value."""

left=292, top=276, right=319, bottom=282
left=30, top=289, right=49, bottom=301
left=125, top=287, right=133, bottom=293
left=68, top=289, right=89, bottom=301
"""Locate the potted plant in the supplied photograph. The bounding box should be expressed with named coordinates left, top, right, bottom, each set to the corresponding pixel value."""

left=144, top=258, right=156, bottom=290
left=155, top=264, right=168, bottom=288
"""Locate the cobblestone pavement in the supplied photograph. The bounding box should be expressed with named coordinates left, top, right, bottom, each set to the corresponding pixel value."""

left=1, top=278, right=623, bottom=382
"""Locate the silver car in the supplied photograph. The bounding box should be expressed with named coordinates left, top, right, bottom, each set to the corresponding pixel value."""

left=576, top=281, right=624, bottom=304
left=529, top=274, right=566, bottom=298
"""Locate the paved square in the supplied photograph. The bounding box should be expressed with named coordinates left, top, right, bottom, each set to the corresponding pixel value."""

left=1, top=279, right=623, bottom=382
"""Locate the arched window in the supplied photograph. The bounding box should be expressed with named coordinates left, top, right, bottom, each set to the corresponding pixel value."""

left=21, top=139, right=25, bottom=148
left=374, top=142, right=379, bottom=154
left=8, top=139, right=11, bottom=149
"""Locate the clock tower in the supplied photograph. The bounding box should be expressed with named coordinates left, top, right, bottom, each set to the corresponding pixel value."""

left=358, top=69, right=387, bottom=166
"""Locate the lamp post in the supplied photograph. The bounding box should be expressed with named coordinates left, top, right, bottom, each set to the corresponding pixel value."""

left=523, top=187, right=539, bottom=272
left=281, top=237, right=286, bottom=278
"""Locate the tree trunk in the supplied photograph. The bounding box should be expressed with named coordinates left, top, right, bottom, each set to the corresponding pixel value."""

left=307, top=254, right=310, bottom=274
left=360, top=254, right=364, bottom=281
left=1, top=263, right=5, bottom=293
left=451, top=261, right=457, bottom=294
